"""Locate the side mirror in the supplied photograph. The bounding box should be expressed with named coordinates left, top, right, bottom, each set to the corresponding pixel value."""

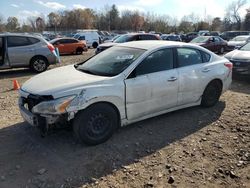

left=55, top=41, right=60, bottom=45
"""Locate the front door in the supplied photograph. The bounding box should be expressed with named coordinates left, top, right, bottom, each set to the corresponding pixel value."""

left=125, top=48, right=179, bottom=120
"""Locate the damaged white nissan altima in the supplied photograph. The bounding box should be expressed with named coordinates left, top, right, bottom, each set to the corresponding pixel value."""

left=19, top=41, right=232, bottom=145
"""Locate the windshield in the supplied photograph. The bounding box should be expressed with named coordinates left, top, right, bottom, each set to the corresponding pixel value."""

left=114, top=35, right=133, bottom=43
left=73, top=34, right=80, bottom=39
left=191, top=36, right=209, bottom=43
left=239, top=42, right=250, bottom=51
left=77, top=46, right=145, bottom=76
left=231, top=36, right=248, bottom=41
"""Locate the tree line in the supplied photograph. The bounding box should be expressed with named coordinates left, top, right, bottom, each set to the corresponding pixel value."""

left=1, top=0, right=250, bottom=34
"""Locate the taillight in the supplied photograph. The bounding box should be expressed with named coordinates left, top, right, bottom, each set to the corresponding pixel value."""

left=224, top=62, right=233, bottom=70
left=47, top=43, right=55, bottom=52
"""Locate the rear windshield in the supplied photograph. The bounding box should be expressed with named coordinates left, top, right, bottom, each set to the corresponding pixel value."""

left=239, top=42, right=250, bottom=51
left=191, top=36, right=209, bottom=43
left=114, top=35, right=134, bottom=43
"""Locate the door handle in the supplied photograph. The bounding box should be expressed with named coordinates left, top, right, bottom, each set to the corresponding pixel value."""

left=202, top=68, right=211, bottom=72
left=168, top=77, right=177, bottom=82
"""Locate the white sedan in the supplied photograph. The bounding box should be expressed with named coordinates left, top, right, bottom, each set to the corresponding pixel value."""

left=19, top=41, right=232, bottom=145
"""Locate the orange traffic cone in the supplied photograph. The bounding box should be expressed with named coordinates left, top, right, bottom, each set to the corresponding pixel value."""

left=13, top=79, right=20, bottom=90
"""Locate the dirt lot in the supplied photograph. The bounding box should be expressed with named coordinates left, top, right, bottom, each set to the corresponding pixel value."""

left=0, top=50, right=249, bottom=188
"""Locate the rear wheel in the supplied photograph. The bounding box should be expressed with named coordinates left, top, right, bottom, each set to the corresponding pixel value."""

left=73, top=103, right=119, bottom=145
left=92, top=42, right=98, bottom=48
left=76, top=47, right=83, bottom=55
left=201, top=80, right=222, bottom=107
left=30, top=56, right=48, bottom=73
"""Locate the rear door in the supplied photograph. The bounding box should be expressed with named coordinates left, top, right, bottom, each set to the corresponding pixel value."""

left=125, top=48, right=178, bottom=120
left=7, top=36, right=35, bottom=67
left=176, top=47, right=212, bottom=105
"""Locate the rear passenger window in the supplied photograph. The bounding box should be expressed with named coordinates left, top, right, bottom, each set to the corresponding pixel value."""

left=68, top=39, right=78, bottom=43
left=78, top=36, right=85, bottom=40
left=28, top=37, right=40, bottom=44
left=177, top=48, right=202, bottom=67
left=7, top=36, right=31, bottom=47
left=201, top=51, right=211, bottom=62
left=135, top=48, right=173, bottom=76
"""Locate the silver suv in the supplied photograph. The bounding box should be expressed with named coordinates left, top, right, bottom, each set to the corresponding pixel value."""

left=0, top=33, right=58, bottom=72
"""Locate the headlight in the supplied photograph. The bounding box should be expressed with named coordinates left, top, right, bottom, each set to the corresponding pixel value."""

left=32, top=95, right=76, bottom=114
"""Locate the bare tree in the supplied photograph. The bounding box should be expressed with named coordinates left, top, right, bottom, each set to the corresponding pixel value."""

left=6, top=17, right=20, bottom=32
left=0, top=14, right=5, bottom=32
left=36, top=17, right=45, bottom=32
left=226, top=0, right=247, bottom=30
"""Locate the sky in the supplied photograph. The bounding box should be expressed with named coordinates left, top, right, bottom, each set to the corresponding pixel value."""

left=0, top=0, right=249, bottom=23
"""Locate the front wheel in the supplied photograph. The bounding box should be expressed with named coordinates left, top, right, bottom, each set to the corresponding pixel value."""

left=30, top=56, right=48, bottom=73
left=73, top=103, right=119, bottom=145
left=201, top=80, right=222, bottom=107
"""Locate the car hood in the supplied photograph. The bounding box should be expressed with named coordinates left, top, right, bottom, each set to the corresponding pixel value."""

left=99, top=42, right=118, bottom=48
left=21, top=65, right=110, bottom=98
left=228, top=41, right=245, bottom=46
left=224, top=49, right=250, bottom=60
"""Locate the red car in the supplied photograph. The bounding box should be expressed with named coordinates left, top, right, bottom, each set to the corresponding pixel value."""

left=190, top=36, right=227, bottom=54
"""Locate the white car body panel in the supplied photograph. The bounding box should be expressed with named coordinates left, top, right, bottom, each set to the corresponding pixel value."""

left=19, top=41, right=232, bottom=128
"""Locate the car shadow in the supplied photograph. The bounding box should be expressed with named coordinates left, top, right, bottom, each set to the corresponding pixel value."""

left=230, top=79, right=250, bottom=95
left=0, top=68, right=36, bottom=79
left=0, top=102, right=225, bottom=187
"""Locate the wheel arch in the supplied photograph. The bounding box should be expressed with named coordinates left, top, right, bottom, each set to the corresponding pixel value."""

left=29, top=55, right=49, bottom=66
left=202, top=78, right=223, bottom=97
left=75, top=101, right=122, bottom=127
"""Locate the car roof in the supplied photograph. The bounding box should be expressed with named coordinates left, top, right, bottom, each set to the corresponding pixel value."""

left=234, top=35, right=250, bottom=38
left=125, top=33, right=157, bottom=36
left=0, top=33, right=41, bottom=38
left=116, top=40, right=210, bottom=51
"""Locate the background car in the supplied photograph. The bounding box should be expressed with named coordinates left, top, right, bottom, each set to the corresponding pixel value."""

left=227, top=35, right=250, bottom=51
left=224, top=42, right=250, bottom=79
left=73, top=30, right=100, bottom=48
left=190, top=36, right=227, bottom=54
left=50, top=38, right=87, bottom=55
left=95, top=33, right=160, bottom=54
left=161, top=34, right=182, bottom=41
left=0, top=33, right=58, bottom=73
left=220, top=31, right=250, bottom=41
left=182, top=32, right=198, bottom=42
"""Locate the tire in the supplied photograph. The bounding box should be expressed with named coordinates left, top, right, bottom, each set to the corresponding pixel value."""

left=76, top=48, right=83, bottom=55
left=219, top=47, right=225, bottom=54
left=92, top=42, right=98, bottom=48
left=201, top=80, right=222, bottom=107
left=30, top=56, right=48, bottom=73
left=73, top=103, right=119, bottom=145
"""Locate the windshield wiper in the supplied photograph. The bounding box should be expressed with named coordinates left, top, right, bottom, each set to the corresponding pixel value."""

left=77, top=68, right=99, bottom=75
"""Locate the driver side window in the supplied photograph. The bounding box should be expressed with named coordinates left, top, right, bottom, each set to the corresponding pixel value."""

left=134, top=48, right=174, bottom=76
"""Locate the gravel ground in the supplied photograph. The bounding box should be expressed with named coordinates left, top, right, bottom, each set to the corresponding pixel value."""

left=0, top=49, right=249, bottom=188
